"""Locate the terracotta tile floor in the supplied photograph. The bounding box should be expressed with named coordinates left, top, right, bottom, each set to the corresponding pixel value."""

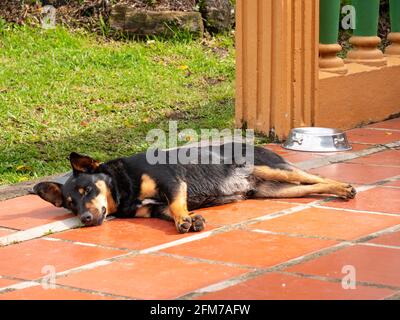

left=349, top=150, right=400, bottom=167
left=0, top=120, right=399, bottom=300
left=0, top=195, right=72, bottom=230
left=0, top=278, right=19, bottom=288
left=323, top=186, right=400, bottom=215
left=0, top=286, right=117, bottom=300
left=0, top=228, right=15, bottom=237
left=163, top=230, right=337, bottom=268
left=368, top=231, right=400, bottom=247
left=0, top=239, right=125, bottom=280
left=310, top=163, right=400, bottom=184
left=286, top=245, right=400, bottom=287
left=367, top=118, right=400, bottom=130
left=249, top=207, right=400, bottom=240
left=196, top=273, right=395, bottom=300
left=57, top=254, right=249, bottom=299
left=346, top=128, right=400, bottom=145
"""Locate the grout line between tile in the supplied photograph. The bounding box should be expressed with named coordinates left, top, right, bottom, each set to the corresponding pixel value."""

left=364, top=127, right=400, bottom=133
left=357, top=242, right=400, bottom=250
left=250, top=229, right=343, bottom=242
left=0, top=275, right=136, bottom=300
left=312, top=204, right=400, bottom=217
left=295, top=141, right=400, bottom=171
left=277, top=271, right=400, bottom=291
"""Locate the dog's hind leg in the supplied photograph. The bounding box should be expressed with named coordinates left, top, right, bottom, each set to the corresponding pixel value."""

left=253, top=165, right=349, bottom=186
left=253, top=181, right=356, bottom=199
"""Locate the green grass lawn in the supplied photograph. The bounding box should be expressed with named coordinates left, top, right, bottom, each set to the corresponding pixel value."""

left=0, top=25, right=236, bottom=185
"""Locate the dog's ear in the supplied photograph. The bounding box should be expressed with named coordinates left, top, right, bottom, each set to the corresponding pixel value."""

left=69, top=152, right=100, bottom=174
left=33, top=182, right=63, bottom=207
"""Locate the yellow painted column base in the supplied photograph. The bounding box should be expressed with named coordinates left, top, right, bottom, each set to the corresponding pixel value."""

left=345, top=36, right=387, bottom=67
left=319, top=43, right=348, bottom=74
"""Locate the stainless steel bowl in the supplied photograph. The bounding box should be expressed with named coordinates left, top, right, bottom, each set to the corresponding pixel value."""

left=282, top=127, right=352, bottom=152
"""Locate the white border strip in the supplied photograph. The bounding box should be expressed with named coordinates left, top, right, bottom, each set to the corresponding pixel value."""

left=0, top=217, right=82, bottom=247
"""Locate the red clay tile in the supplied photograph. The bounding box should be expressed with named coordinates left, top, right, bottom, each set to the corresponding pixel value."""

left=324, top=187, right=400, bottom=215
left=0, top=238, right=124, bottom=280
left=346, top=128, right=400, bottom=144
left=249, top=207, right=400, bottom=240
left=310, top=163, right=400, bottom=184
left=196, top=200, right=296, bottom=226
left=0, top=278, right=19, bottom=288
left=265, top=144, right=369, bottom=164
left=196, top=273, right=394, bottom=300
left=58, top=254, right=248, bottom=299
left=284, top=153, right=324, bottom=163
left=0, top=228, right=15, bottom=237
left=310, top=143, right=371, bottom=156
left=264, top=144, right=293, bottom=156
left=286, top=245, right=400, bottom=287
left=53, top=218, right=211, bottom=250
left=265, top=144, right=324, bottom=163
left=367, top=118, right=400, bottom=130
left=0, top=195, right=72, bottom=230
left=368, top=231, right=400, bottom=247
left=0, top=286, right=116, bottom=300
left=164, top=230, right=336, bottom=268
left=269, top=195, right=329, bottom=204
left=350, top=150, right=400, bottom=167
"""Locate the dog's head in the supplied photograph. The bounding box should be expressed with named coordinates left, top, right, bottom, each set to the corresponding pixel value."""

left=33, top=152, right=117, bottom=226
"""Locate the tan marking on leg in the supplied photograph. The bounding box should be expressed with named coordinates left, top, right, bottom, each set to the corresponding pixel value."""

left=289, top=167, right=347, bottom=185
left=253, top=165, right=346, bottom=185
left=254, top=181, right=356, bottom=199
left=139, top=174, right=158, bottom=200
left=169, top=182, right=192, bottom=233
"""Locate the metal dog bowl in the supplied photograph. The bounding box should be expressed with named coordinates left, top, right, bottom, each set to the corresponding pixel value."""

left=283, top=127, right=352, bottom=152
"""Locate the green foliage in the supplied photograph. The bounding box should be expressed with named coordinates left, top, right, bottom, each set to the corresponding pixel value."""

left=0, top=25, right=236, bottom=185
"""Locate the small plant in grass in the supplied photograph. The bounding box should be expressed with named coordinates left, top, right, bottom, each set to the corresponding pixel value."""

left=43, top=229, right=54, bottom=236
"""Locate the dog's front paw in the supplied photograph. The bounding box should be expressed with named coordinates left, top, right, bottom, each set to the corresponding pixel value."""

left=175, top=216, right=192, bottom=234
left=190, top=214, right=206, bottom=232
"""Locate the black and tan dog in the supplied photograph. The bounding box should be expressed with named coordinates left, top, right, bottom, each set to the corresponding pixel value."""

left=34, top=143, right=356, bottom=233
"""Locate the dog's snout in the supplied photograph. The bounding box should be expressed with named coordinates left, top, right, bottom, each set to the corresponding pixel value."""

left=80, top=212, right=93, bottom=225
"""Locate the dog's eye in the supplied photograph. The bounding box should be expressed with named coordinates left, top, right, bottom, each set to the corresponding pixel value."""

left=67, top=198, right=74, bottom=208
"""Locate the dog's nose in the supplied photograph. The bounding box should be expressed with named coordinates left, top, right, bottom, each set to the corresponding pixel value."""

left=80, top=212, right=93, bottom=225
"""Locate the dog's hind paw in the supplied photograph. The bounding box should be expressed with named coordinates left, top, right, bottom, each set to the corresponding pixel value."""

left=190, top=214, right=206, bottom=232
left=339, top=185, right=357, bottom=200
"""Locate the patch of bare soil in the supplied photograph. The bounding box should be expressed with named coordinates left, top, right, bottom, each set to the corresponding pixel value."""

left=0, top=1, right=197, bottom=33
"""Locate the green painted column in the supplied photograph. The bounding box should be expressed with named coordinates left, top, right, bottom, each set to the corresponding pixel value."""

left=387, top=0, right=400, bottom=55
left=346, top=0, right=387, bottom=66
left=319, top=0, right=347, bottom=74
left=390, top=0, right=400, bottom=32
left=319, top=0, right=341, bottom=44
left=352, top=0, right=380, bottom=36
